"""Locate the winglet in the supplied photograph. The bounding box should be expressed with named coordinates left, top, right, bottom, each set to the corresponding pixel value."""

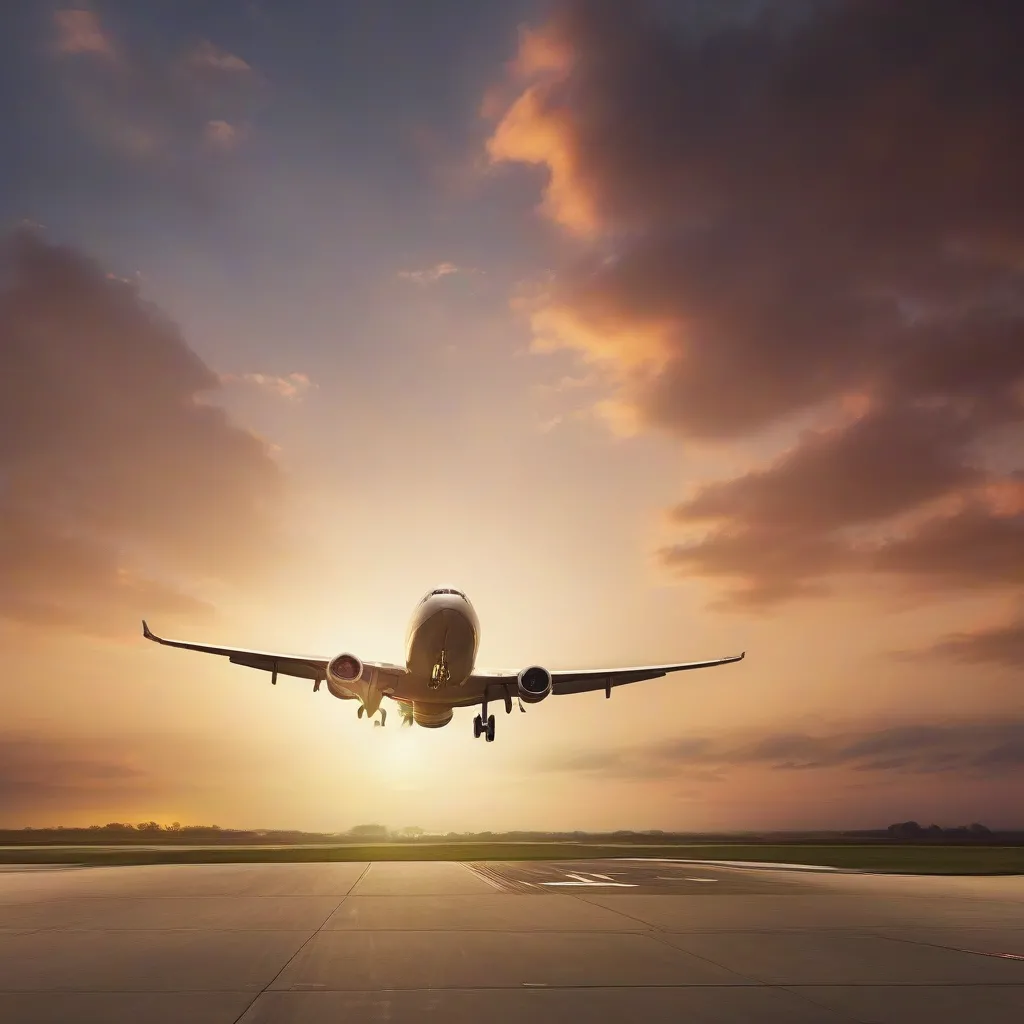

left=142, top=619, right=155, bottom=642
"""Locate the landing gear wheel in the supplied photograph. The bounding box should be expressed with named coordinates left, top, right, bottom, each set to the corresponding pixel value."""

left=379, top=708, right=387, bottom=727
left=485, top=715, right=495, bottom=743
left=357, top=705, right=364, bottom=719
left=473, top=714, right=483, bottom=738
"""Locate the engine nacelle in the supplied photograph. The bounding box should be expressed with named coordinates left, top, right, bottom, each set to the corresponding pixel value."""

left=517, top=665, right=552, bottom=704
left=326, top=652, right=365, bottom=699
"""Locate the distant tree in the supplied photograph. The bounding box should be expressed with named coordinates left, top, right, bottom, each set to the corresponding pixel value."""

left=887, top=821, right=924, bottom=839
left=166, top=822, right=181, bottom=832
left=348, top=824, right=390, bottom=840
left=969, top=822, right=992, bottom=835
left=136, top=821, right=162, bottom=832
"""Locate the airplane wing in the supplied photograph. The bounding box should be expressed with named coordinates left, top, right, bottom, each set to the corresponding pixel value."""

left=142, top=620, right=329, bottom=683
left=464, top=653, right=745, bottom=702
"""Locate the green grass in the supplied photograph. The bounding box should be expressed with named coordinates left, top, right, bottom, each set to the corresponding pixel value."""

left=0, top=842, right=1020, bottom=873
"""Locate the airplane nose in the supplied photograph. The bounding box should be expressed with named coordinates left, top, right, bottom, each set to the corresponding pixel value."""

left=440, top=606, right=471, bottom=639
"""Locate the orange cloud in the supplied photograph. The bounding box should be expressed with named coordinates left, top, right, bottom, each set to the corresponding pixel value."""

left=221, top=371, right=315, bottom=400
left=53, top=9, right=115, bottom=59
left=397, top=262, right=480, bottom=285
left=204, top=119, right=244, bottom=151
left=487, top=85, right=599, bottom=238
left=183, top=40, right=252, bottom=74
left=485, top=1, right=1024, bottom=612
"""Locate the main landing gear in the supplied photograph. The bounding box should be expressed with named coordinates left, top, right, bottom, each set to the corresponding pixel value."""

left=473, top=684, right=510, bottom=742
left=473, top=713, right=495, bottom=742
left=357, top=705, right=386, bottom=727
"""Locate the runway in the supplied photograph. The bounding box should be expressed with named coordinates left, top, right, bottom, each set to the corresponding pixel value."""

left=0, top=860, right=1022, bottom=1022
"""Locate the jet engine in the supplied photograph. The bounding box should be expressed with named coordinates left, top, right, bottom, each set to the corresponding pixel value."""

left=412, top=704, right=454, bottom=729
left=326, top=652, right=364, bottom=699
left=517, top=665, right=552, bottom=704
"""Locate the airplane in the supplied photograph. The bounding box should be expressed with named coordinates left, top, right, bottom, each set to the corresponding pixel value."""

left=142, top=587, right=745, bottom=742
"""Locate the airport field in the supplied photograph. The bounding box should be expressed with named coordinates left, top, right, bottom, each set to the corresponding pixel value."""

left=0, top=842, right=1021, bottom=873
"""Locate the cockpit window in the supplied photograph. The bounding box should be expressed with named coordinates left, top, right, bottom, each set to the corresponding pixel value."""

left=423, top=588, right=466, bottom=601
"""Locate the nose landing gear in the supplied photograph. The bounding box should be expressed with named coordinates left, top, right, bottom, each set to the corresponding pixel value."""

left=429, top=647, right=450, bottom=691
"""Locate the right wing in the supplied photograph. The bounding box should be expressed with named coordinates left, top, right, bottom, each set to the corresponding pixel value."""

left=549, top=654, right=745, bottom=695
left=464, top=652, right=745, bottom=703
left=142, top=620, right=329, bottom=682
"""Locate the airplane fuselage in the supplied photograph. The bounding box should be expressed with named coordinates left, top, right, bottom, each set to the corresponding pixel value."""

left=405, top=588, right=480, bottom=690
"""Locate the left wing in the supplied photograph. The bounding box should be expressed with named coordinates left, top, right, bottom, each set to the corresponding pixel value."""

left=142, top=620, right=329, bottom=683
left=464, top=653, right=745, bottom=703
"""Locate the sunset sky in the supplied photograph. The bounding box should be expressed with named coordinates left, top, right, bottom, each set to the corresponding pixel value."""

left=1, top=0, right=1021, bottom=833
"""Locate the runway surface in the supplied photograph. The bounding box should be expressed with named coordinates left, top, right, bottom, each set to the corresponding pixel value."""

left=1, top=859, right=1022, bottom=1022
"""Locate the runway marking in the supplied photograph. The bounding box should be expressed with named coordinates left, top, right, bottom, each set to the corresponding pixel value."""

left=541, top=872, right=637, bottom=888
left=654, top=876, right=719, bottom=882
left=966, top=950, right=1024, bottom=960
left=617, top=857, right=842, bottom=872
left=467, top=865, right=507, bottom=891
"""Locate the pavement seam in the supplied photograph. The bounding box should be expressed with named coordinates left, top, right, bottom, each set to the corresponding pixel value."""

left=558, top=887, right=769, bottom=990
left=226, top=861, right=371, bottom=1024
left=862, top=930, right=1024, bottom=962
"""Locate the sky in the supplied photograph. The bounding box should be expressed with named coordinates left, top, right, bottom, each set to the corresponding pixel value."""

left=1, top=0, right=1021, bottom=833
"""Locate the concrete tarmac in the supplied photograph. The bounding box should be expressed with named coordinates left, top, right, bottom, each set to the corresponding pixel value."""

left=0, top=859, right=1022, bottom=1023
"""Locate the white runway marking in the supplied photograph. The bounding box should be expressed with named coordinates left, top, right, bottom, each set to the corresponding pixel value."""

left=541, top=872, right=637, bottom=888
left=617, top=857, right=843, bottom=872
left=654, top=876, right=719, bottom=882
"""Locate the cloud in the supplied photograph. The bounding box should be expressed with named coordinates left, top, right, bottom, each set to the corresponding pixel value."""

left=0, top=229, right=283, bottom=635
left=540, top=717, right=1024, bottom=782
left=486, top=0, right=1024, bottom=607
left=397, top=262, right=480, bottom=285
left=51, top=12, right=258, bottom=169
left=0, top=734, right=154, bottom=820
left=916, top=616, right=1024, bottom=668
left=53, top=9, right=115, bottom=58
left=203, top=119, right=244, bottom=151
left=221, top=371, right=315, bottom=400
left=0, top=730, right=250, bottom=825
left=183, top=40, right=252, bottom=75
